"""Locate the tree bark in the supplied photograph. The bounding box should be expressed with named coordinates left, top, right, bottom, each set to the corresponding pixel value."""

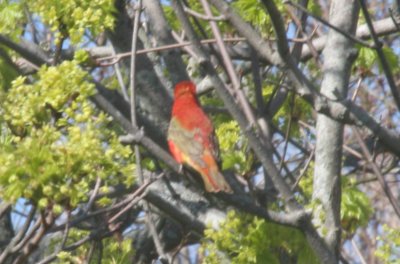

left=108, top=0, right=172, bottom=137
left=313, top=0, right=359, bottom=261
left=143, top=0, right=189, bottom=85
left=0, top=202, right=13, bottom=264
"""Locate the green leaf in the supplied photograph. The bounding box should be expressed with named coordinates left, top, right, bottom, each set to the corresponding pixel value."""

left=26, top=0, right=116, bottom=44
left=381, top=46, right=399, bottom=74
left=355, top=46, right=377, bottom=70
left=0, top=60, right=135, bottom=210
left=375, top=225, right=400, bottom=263
left=341, top=177, right=373, bottom=235
left=202, top=211, right=320, bottom=264
left=0, top=1, right=24, bottom=37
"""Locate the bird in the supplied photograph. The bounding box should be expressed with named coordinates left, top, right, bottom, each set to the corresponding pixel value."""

left=167, top=80, right=232, bottom=193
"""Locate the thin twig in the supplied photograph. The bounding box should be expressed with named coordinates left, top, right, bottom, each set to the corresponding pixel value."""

left=200, top=0, right=258, bottom=128
left=272, top=147, right=297, bottom=184
left=351, top=238, right=368, bottom=264
left=49, top=176, right=162, bottom=235
left=270, top=122, right=310, bottom=155
left=130, top=2, right=142, bottom=132
left=13, top=211, right=55, bottom=264
left=183, top=6, right=225, bottom=21
left=85, top=176, right=102, bottom=213
left=129, top=1, right=167, bottom=261
left=38, top=230, right=113, bottom=264
left=85, top=241, right=97, bottom=264
left=351, top=77, right=364, bottom=101
left=96, top=37, right=246, bottom=66
left=278, top=93, right=295, bottom=175
left=358, top=0, right=400, bottom=111
left=108, top=195, right=144, bottom=224
left=107, top=174, right=164, bottom=223
left=286, top=4, right=320, bottom=63
left=353, top=127, right=400, bottom=218
left=0, top=205, right=36, bottom=263
left=292, top=148, right=315, bottom=190
left=110, top=43, right=130, bottom=101
left=23, top=4, right=38, bottom=44
left=60, top=210, right=71, bottom=249
left=36, top=211, right=73, bottom=264
left=13, top=206, right=37, bottom=246
left=389, top=8, right=400, bottom=32
left=285, top=0, right=374, bottom=48
left=299, top=118, right=365, bottom=165
left=171, top=31, right=198, bottom=59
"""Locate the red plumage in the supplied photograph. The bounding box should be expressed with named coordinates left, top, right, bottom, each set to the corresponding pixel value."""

left=167, top=81, right=232, bottom=193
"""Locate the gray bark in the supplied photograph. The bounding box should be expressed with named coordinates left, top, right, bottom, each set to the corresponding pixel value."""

left=142, top=0, right=190, bottom=85
left=108, top=0, right=172, bottom=137
left=0, top=202, right=13, bottom=264
left=313, top=0, right=359, bottom=260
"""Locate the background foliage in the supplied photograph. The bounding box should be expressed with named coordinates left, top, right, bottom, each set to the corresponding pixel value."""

left=0, top=0, right=399, bottom=263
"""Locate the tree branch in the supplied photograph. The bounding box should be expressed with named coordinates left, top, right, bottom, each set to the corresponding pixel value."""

left=285, top=0, right=371, bottom=48
left=143, top=0, right=190, bottom=84
left=311, top=0, right=359, bottom=260
left=358, top=0, right=400, bottom=111
left=352, top=128, right=400, bottom=218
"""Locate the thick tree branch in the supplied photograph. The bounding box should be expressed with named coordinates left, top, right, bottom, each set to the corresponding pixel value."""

left=312, top=1, right=359, bottom=261
left=130, top=2, right=170, bottom=262
left=95, top=89, right=305, bottom=229
left=314, top=97, right=400, bottom=157
left=143, top=0, right=189, bottom=84
left=0, top=35, right=49, bottom=66
left=85, top=16, right=400, bottom=68
left=108, top=0, right=173, bottom=136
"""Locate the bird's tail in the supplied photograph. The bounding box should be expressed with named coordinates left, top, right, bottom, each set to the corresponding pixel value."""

left=201, top=166, right=233, bottom=193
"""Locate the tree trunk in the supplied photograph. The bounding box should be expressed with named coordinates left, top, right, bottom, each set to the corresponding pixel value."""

left=313, top=0, right=360, bottom=261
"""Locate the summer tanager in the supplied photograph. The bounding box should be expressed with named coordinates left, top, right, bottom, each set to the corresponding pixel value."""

left=167, top=81, right=232, bottom=193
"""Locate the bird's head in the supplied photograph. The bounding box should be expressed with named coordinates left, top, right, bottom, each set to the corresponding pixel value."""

left=174, top=81, right=196, bottom=98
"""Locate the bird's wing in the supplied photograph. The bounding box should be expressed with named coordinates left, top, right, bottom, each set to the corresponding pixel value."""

left=167, top=117, right=206, bottom=168
left=209, top=130, right=221, bottom=167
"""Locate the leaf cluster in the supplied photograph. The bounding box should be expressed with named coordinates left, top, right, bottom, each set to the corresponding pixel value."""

left=354, top=45, right=400, bottom=76
left=0, top=1, right=24, bottom=37
left=375, top=225, right=400, bottom=263
left=26, top=0, right=115, bottom=43
left=201, top=210, right=319, bottom=264
left=215, top=120, right=254, bottom=175
left=200, top=93, right=255, bottom=175
left=262, top=84, right=311, bottom=138
left=299, top=166, right=373, bottom=236
left=340, top=177, right=373, bottom=235
left=54, top=229, right=134, bottom=264
left=232, top=0, right=286, bottom=37
left=0, top=61, right=134, bottom=211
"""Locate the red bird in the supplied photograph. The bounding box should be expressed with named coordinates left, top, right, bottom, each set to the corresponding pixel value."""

left=167, top=81, right=232, bottom=193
